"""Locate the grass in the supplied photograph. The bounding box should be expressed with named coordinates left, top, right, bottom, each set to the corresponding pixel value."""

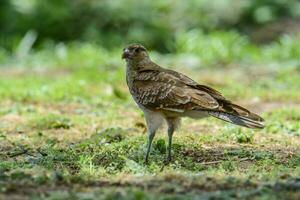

left=0, top=32, right=300, bottom=199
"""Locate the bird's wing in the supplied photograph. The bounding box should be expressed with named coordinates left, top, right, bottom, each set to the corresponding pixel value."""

left=168, top=69, right=264, bottom=122
left=161, top=70, right=263, bottom=122
left=132, top=68, right=264, bottom=126
left=132, top=69, right=220, bottom=112
left=162, top=69, right=226, bottom=101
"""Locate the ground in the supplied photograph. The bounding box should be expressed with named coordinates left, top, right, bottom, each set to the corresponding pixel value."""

left=0, top=41, right=300, bottom=199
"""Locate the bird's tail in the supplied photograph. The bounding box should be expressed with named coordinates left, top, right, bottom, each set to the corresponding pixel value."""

left=208, top=103, right=264, bottom=129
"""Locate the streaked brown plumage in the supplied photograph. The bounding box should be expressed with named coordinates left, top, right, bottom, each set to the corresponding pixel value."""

left=122, top=44, right=264, bottom=163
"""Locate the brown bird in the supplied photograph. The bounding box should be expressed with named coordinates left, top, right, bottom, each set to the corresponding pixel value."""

left=122, top=44, right=264, bottom=163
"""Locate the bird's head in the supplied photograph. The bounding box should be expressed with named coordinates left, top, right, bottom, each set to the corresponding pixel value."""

left=122, top=44, right=150, bottom=63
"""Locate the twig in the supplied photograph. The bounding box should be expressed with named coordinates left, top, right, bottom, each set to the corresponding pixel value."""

left=9, top=148, right=28, bottom=157
left=238, top=157, right=256, bottom=163
left=200, top=157, right=254, bottom=165
left=200, top=160, right=224, bottom=165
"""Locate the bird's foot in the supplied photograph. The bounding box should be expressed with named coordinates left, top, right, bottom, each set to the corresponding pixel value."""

left=144, top=157, right=149, bottom=165
left=164, top=156, right=172, bottom=164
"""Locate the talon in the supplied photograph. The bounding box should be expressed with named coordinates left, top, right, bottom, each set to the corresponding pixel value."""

left=144, top=158, right=149, bottom=165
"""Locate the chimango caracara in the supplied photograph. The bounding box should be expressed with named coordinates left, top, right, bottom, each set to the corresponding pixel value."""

left=122, top=44, right=264, bottom=163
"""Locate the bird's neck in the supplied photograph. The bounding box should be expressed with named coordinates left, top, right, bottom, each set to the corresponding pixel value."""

left=126, top=58, right=157, bottom=86
left=126, top=57, right=153, bottom=69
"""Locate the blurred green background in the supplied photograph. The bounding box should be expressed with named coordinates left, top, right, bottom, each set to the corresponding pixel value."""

left=1, top=0, right=300, bottom=53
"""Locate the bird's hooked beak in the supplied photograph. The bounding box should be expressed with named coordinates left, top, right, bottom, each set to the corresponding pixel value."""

left=122, top=48, right=130, bottom=59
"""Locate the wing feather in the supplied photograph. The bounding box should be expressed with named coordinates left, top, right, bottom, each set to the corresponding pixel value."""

left=129, top=67, right=264, bottom=126
left=131, top=69, right=219, bottom=112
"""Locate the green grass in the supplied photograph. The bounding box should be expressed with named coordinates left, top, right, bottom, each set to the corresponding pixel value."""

left=1, top=32, right=300, bottom=199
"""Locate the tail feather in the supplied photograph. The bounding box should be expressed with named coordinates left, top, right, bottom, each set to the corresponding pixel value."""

left=204, top=100, right=265, bottom=129
left=208, top=111, right=265, bottom=129
left=228, top=103, right=264, bottom=122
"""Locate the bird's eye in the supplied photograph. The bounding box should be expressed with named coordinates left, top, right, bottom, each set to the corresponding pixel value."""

left=134, top=48, right=140, bottom=53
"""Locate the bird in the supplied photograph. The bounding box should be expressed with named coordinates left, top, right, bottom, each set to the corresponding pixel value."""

left=122, top=44, right=264, bottom=163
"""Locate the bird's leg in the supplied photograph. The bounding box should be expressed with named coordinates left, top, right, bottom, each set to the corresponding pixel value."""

left=143, top=110, right=163, bottom=164
left=167, top=124, right=174, bottom=162
left=144, top=130, right=155, bottom=164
